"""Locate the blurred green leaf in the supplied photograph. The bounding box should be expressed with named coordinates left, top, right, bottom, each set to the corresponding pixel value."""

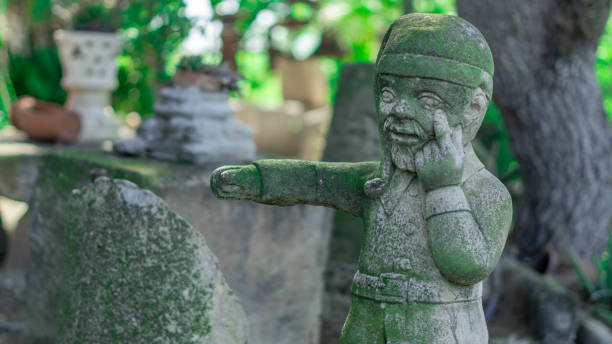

left=596, top=15, right=612, bottom=121
left=570, top=226, right=612, bottom=324
left=2, top=0, right=192, bottom=122
left=290, top=2, right=315, bottom=21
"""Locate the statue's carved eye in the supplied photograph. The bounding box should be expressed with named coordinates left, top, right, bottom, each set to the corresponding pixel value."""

left=381, top=88, right=396, bottom=103
left=418, top=92, right=443, bottom=109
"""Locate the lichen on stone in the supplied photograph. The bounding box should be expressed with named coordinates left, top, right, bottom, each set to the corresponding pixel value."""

left=56, top=177, right=247, bottom=344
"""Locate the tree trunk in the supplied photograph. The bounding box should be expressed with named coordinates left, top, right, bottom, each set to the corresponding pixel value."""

left=458, top=0, right=612, bottom=259
left=404, top=0, right=413, bottom=14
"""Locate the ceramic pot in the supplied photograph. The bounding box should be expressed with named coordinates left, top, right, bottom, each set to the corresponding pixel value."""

left=54, top=30, right=122, bottom=142
left=11, top=96, right=81, bottom=143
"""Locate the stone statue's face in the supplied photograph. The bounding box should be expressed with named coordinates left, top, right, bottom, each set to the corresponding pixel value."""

left=376, top=74, right=474, bottom=171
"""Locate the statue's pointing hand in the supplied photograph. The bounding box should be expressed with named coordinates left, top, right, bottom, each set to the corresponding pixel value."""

left=415, top=111, right=464, bottom=191
left=210, top=165, right=261, bottom=200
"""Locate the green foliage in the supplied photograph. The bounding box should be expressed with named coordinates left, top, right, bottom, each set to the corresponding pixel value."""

left=73, top=2, right=119, bottom=31
left=114, top=0, right=192, bottom=117
left=596, top=16, right=612, bottom=121
left=476, top=102, right=519, bottom=181
left=216, top=0, right=456, bottom=106
left=9, top=48, right=66, bottom=105
left=569, top=230, right=612, bottom=325
left=4, top=0, right=192, bottom=121
left=290, top=1, right=316, bottom=21
left=413, top=0, right=456, bottom=14
left=321, top=0, right=403, bottom=62
left=235, top=50, right=281, bottom=106
left=0, top=0, right=15, bottom=126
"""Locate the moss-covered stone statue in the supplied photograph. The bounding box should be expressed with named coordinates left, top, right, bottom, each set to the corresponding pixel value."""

left=211, top=13, right=512, bottom=343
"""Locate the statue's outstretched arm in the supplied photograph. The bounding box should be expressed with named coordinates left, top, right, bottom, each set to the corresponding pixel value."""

left=211, top=159, right=379, bottom=217
left=426, top=169, right=512, bottom=286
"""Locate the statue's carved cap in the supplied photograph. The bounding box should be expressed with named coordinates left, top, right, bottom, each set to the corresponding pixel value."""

left=376, top=14, right=494, bottom=98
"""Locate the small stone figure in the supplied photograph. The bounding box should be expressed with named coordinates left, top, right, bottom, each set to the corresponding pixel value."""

left=211, top=14, right=512, bottom=343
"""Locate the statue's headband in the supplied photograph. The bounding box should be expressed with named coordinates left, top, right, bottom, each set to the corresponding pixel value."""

left=376, top=53, right=493, bottom=99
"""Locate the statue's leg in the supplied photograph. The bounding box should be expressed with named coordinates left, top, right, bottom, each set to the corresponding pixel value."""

left=383, top=300, right=488, bottom=343
left=339, top=296, right=385, bottom=344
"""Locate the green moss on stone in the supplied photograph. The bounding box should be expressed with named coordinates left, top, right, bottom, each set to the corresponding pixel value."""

left=57, top=179, right=246, bottom=343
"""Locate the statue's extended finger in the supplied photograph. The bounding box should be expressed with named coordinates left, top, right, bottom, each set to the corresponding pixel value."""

left=221, top=169, right=239, bottom=183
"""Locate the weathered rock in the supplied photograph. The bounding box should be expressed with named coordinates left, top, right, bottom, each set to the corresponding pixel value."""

left=57, top=177, right=247, bottom=343
left=0, top=268, right=26, bottom=344
left=0, top=151, right=39, bottom=202
left=577, top=312, right=612, bottom=344
left=12, top=149, right=330, bottom=344
left=115, top=86, right=255, bottom=164
left=320, top=63, right=379, bottom=344
left=161, top=169, right=332, bottom=344
left=494, top=257, right=579, bottom=344
left=23, top=151, right=168, bottom=343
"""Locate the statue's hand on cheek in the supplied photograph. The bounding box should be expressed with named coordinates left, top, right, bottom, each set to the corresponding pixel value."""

left=415, top=111, right=464, bottom=191
left=210, top=165, right=262, bottom=200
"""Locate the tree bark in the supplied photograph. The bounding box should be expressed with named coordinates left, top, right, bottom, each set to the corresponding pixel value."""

left=458, top=0, right=612, bottom=258
left=404, top=0, right=413, bottom=14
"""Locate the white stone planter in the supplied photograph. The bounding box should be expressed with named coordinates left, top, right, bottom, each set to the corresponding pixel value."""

left=54, top=30, right=122, bottom=142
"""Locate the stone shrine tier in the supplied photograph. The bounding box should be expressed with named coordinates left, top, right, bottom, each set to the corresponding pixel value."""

left=114, top=86, right=255, bottom=164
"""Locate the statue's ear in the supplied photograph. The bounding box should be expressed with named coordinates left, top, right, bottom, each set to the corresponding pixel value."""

left=467, top=88, right=488, bottom=120
left=462, top=88, right=488, bottom=143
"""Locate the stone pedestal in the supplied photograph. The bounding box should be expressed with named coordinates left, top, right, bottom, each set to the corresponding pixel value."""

left=54, top=30, right=122, bottom=142
left=115, top=87, right=255, bottom=163
left=0, top=144, right=330, bottom=344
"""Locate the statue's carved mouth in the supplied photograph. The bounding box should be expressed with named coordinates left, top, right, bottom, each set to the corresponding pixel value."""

left=389, top=130, right=421, bottom=144
left=384, top=118, right=428, bottom=145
